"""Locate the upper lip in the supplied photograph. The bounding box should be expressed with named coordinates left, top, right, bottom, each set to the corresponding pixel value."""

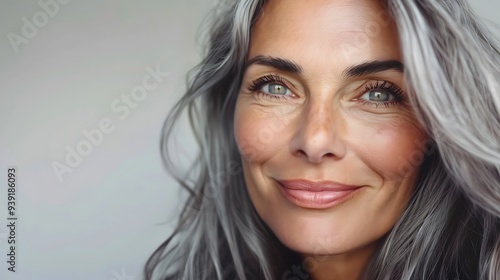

left=277, top=179, right=362, bottom=192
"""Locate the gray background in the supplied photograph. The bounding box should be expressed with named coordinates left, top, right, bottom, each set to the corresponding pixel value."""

left=0, top=1, right=498, bottom=280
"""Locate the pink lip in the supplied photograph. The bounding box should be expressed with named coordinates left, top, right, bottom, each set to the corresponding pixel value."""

left=276, top=179, right=363, bottom=209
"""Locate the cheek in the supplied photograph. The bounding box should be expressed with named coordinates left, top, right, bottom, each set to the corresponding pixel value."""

left=347, top=118, right=428, bottom=180
left=234, top=106, right=292, bottom=163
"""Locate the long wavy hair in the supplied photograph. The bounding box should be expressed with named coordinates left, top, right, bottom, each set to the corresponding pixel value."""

left=144, top=0, right=500, bottom=279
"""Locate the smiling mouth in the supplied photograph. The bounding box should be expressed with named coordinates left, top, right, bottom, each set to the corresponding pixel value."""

left=276, top=179, right=364, bottom=209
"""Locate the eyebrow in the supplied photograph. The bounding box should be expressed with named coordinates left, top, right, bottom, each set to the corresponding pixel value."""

left=343, top=60, right=404, bottom=77
left=246, top=55, right=303, bottom=75
left=246, top=55, right=404, bottom=78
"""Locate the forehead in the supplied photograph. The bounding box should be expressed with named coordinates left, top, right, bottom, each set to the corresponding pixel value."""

left=249, top=0, right=402, bottom=75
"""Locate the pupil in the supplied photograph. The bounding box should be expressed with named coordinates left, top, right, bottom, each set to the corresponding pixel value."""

left=369, top=90, right=389, bottom=101
left=269, top=83, right=286, bottom=95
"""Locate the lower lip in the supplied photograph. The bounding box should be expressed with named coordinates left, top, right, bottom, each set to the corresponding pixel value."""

left=277, top=183, right=362, bottom=209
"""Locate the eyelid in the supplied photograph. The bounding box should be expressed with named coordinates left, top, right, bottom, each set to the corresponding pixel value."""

left=247, top=74, right=299, bottom=96
left=351, top=80, right=408, bottom=107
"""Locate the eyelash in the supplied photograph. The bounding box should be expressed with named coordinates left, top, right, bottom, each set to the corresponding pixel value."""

left=247, top=74, right=292, bottom=101
left=356, top=80, right=407, bottom=108
left=247, top=74, right=407, bottom=107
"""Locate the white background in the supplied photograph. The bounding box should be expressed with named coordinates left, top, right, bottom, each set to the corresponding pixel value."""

left=0, top=1, right=498, bottom=279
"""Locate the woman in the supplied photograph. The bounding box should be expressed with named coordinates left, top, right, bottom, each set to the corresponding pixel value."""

left=145, top=0, right=500, bottom=279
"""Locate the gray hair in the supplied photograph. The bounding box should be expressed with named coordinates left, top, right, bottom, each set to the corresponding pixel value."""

left=144, top=0, right=500, bottom=279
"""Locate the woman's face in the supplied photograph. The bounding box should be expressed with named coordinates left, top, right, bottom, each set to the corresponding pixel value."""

left=234, top=0, right=427, bottom=268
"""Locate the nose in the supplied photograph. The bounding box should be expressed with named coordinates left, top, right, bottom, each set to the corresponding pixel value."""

left=290, top=101, right=346, bottom=163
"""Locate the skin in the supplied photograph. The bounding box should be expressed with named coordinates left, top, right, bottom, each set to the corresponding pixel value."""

left=233, top=0, right=428, bottom=279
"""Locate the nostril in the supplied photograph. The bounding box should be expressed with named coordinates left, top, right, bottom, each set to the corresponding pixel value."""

left=295, top=149, right=337, bottom=163
left=323, top=152, right=335, bottom=158
left=296, top=150, right=307, bottom=158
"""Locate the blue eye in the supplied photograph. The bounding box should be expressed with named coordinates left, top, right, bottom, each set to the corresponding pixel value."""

left=248, top=74, right=295, bottom=99
left=262, top=83, right=291, bottom=95
left=355, top=81, right=407, bottom=107
left=360, top=90, right=395, bottom=102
